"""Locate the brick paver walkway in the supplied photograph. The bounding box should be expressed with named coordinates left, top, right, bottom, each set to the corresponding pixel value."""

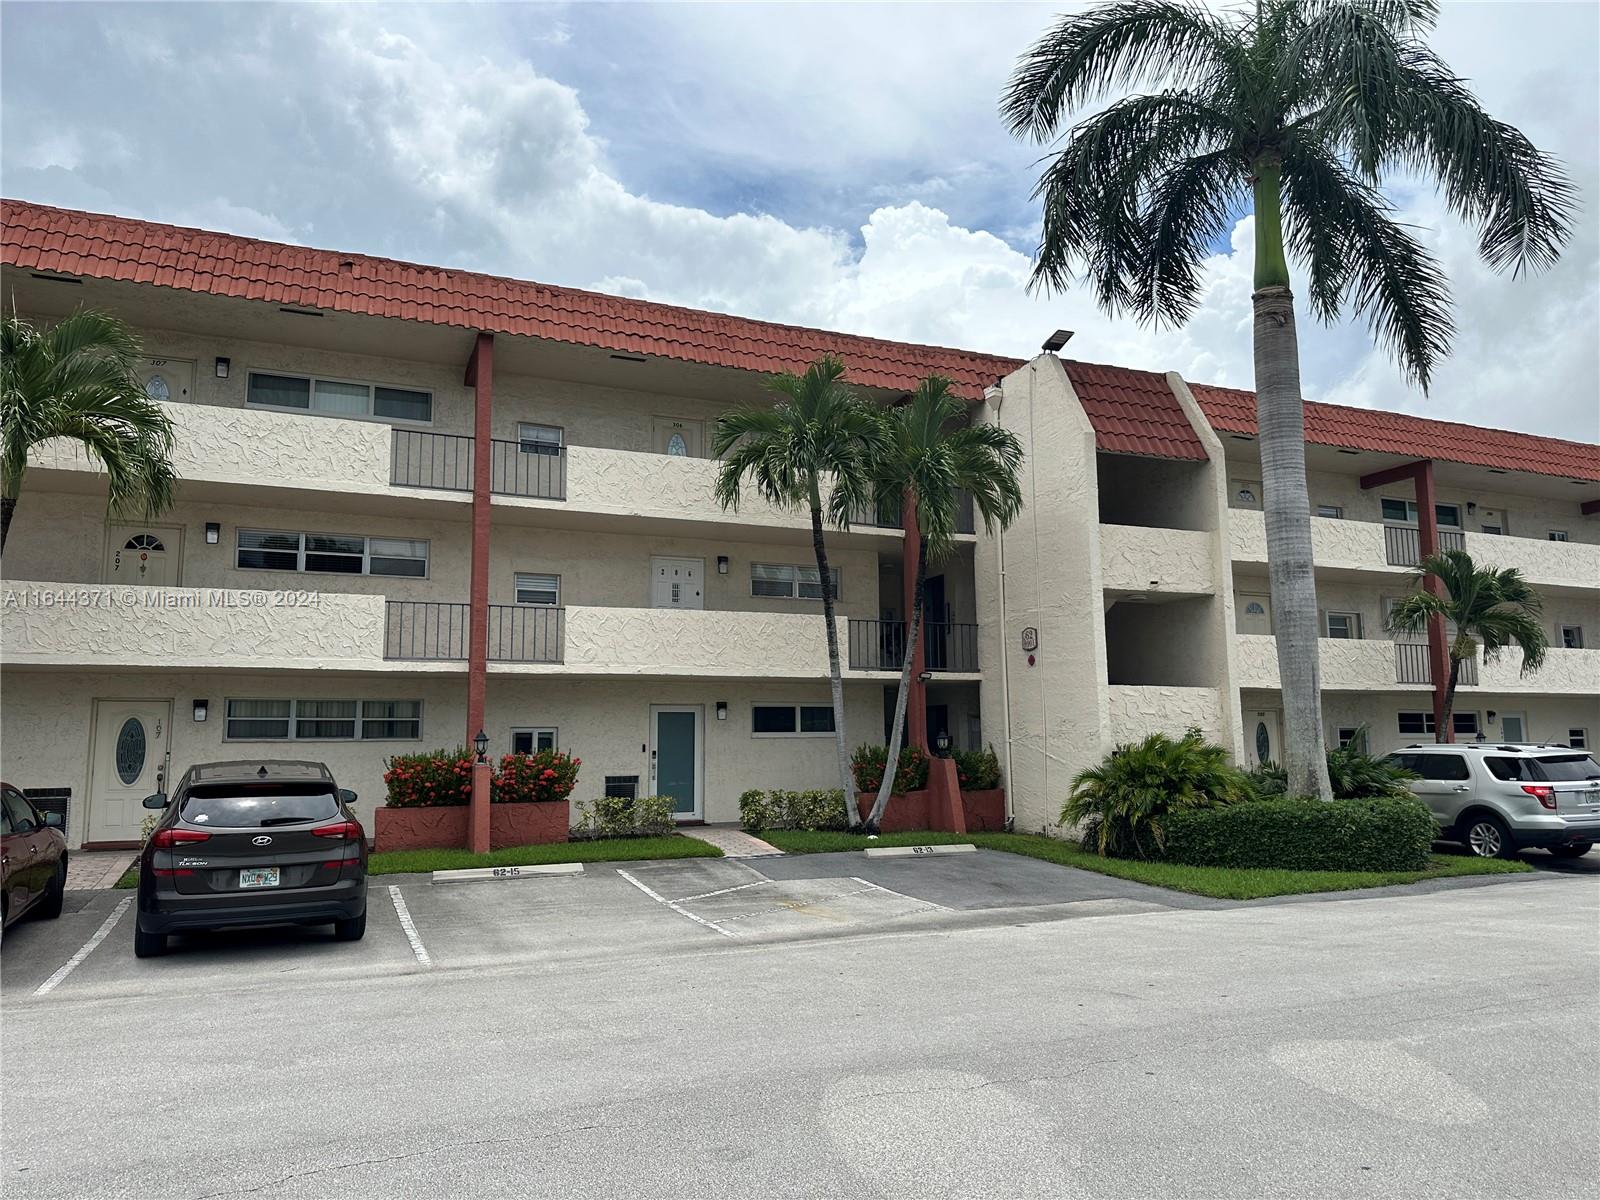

left=66, top=850, right=137, bottom=891
left=679, top=825, right=784, bottom=858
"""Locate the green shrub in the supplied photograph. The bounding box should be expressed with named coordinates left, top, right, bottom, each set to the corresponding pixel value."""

left=1247, top=727, right=1418, bottom=801
left=954, top=745, right=1002, bottom=790
left=383, top=747, right=474, bottom=807
left=850, top=744, right=930, bottom=793
left=1163, top=794, right=1436, bottom=872
left=494, top=750, right=581, bottom=805
left=572, top=794, right=675, bottom=839
left=737, top=788, right=850, bottom=832
left=1061, top=729, right=1251, bottom=859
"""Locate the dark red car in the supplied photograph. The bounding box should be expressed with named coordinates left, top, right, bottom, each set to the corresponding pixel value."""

left=2, top=782, right=68, bottom=935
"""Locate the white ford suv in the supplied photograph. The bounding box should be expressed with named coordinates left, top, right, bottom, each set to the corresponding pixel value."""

left=1385, top=742, right=1600, bottom=859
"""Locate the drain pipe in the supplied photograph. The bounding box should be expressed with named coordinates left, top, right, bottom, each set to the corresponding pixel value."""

left=985, top=379, right=1016, bottom=828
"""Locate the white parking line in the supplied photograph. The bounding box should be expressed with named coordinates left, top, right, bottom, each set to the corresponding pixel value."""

left=672, top=880, right=771, bottom=904
left=388, top=885, right=433, bottom=967
left=616, top=868, right=737, bottom=938
left=34, top=898, right=131, bottom=996
left=850, top=876, right=953, bottom=912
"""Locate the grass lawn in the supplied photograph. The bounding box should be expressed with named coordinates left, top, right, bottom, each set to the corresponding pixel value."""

left=367, top=834, right=721, bottom=876
left=114, top=867, right=139, bottom=889
left=757, top=830, right=1533, bottom=900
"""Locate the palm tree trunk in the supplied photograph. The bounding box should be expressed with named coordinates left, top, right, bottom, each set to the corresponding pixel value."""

left=807, top=486, right=859, bottom=828
left=1437, top=656, right=1462, bottom=744
left=0, top=494, right=14, bottom=554
left=867, top=538, right=928, bottom=830
left=1252, top=157, right=1333, bottom=801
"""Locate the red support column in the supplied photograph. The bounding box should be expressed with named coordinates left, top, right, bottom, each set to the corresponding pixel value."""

left=465, top=333, right=494, bottom=852
left=1413, top=461, right=1452, bottom=742
left=901, top=491, right=928, bottom=751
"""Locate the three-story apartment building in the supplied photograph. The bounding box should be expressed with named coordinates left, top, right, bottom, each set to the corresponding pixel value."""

left=2, top=200, right=1596, bottom=845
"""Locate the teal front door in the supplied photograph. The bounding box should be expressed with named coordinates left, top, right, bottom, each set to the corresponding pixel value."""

left=651, top=706, right=701, bottom=819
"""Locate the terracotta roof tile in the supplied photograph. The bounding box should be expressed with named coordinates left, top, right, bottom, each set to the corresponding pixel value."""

left=5, top=198, right=1594, bottom=477
left=1192, top=382, right=1600, bottom=483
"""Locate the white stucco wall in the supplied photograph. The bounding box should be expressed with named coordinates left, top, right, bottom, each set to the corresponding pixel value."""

left=1106, top=685, right=1228, bottom=747
left=1228, top=508, right=1396, bottom=575
left=1098, top=524, right=1216, bottom=595
left=561, top=607, right=846, bottom=678
left=1233, top=633, right=1433, bottom=694
left=1469, top=648, right=1600, bottom=695
left=0, top=668, right=884, bottom=843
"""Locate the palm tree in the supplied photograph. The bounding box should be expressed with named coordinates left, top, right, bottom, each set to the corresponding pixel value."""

left=712, top=355, right=885, bottom=826
left=1001, top=0, right=1575, bottom=799
left=864, top=376, right=1023, bottom=832
left=2, top=308, right=177, bottom=553
left=1388, top=549, right=1548, bottom=742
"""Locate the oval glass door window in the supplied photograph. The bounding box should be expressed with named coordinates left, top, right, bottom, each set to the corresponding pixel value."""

left=1254, top=721, right=1271, bottom=765
left=666, top=433, right=688, bottom=456
left=115, top=717, right=147, bottom=784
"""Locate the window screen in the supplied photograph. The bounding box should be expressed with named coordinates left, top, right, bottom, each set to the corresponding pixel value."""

left=799, top=705, right=835, bottom=733
left=1397, top=712, right=1436, bottom=736
left=362, top=700, right=421, bottom=740
left=511, top=729, right=557, bottom=754
left=226, top=699, right=292, bottom=739
left=752, top=706, right=798, bottom=734
left=515, top=573, right=560, bottom=606
left=370, top=538, right=428, bottom=577
left=374, top=386, right=432, bottom=422
left=237, top=529, right=300, bottom=571
left=295, top=699, right=357, bottom=739
left=304, top=533, right=364, bottom=574
left=248, top=373, right=311, bottom=410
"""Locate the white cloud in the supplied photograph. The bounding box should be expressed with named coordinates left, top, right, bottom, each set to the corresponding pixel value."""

left=1, top=1, right=1595, bottom=440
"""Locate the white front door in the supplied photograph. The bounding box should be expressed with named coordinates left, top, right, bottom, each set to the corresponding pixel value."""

left=652, top=417, right=702, bottom=458
left=650, top=705, right=703, bottom=820
left=1237, top=593, right=1272, bottom=635
left=139, top=357, right=195, bottom=405
left=1499, top=712, right=1528, bottom=742
left=651, top=557, right=704, bottom=609
left=88, top=700, right=173, bottom=845
left=104, top=524, right=183, bottom=587
left=1245, top=709, right=1283, bottom=769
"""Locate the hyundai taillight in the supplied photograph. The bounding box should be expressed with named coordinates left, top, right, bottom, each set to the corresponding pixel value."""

left=1521, top=784, right=1557, bottom=809
left=311, top=820, right=363, bottom=841
left=151, top=828, right=211, bottom=848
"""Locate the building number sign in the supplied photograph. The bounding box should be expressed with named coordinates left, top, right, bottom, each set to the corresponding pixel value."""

left=1020, top=627, right=1039, bottom=652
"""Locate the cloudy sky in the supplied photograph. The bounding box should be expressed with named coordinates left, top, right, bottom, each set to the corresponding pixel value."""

left=3, top=2, right=1596, bottom=439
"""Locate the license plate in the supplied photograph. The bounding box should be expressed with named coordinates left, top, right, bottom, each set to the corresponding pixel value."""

left=240, top=867, right=280, bottom=889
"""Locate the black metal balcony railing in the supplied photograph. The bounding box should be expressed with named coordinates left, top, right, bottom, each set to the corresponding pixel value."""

left=1383, top=525, right=1465, bottom=567
left=1394, top=641, right=1478, bottom=685
left=390, top=430, right=566, bottom=500
left=847, top=618, right=979, bottom=672
left=848, top=490, right=975, bottom=534
left=384, top=601, right=563, bottom=663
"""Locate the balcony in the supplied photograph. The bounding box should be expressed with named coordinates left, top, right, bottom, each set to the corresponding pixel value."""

left=383, top=601, right=564, bottom=663
left=850, top=492, right=975, bottom=535
left=1235, top=634, right=1430, bottom=692
left=390, top=430, right=566, bottom=500
left=846, top=618, right=979, bottom=673
left=1382, top=526, right=1464, bottom=567
left=1393, top=642, right=1478, bottom=686
left=1230, top=510, right=1392, bottom=574
left=1, top=583, right=389, bottom=671
left=1462, top=529, right=1600, bottom=592
left=1100, top=524, right=1215, bottom=595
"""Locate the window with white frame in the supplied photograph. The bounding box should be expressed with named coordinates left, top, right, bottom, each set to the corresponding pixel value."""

left=751, top=563, right=840, bottom=600
left=247, top=371, right=432, bottom=423
left=518, top=423, right=563, bottom=456
left=236, top=530, right=427, bottom=577
left=1315, top=503, right=1344, bottom=519
left=751, top=703, right=836, bottom=736
left=1381, top=498, right=1461, bottom=528
left=514, top=572, right=560, bottom=606
left=1569, top=728, right=1589, bottom=750
left=1548, top=530, right=1570, bottom=542
left=1324, top=611, right=1362, bottom=639
left=1397, top=711, right=1436, bottom=736
left=1336, top=726, right=1368, bottom=751
left=1560, top=624, right=1585, bottom=649
left=511, top=728, right=558, bottom=754
left=226, top=699, right=420, bottom=740
left=1454, top=711, right=1480, bottom=737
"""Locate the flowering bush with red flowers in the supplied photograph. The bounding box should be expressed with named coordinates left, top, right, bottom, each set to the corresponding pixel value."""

left=494, top=749, right=581, bottom=805
left=849, top=743, right=930, bottom=794
left=383, top=747, right=475, bottom=808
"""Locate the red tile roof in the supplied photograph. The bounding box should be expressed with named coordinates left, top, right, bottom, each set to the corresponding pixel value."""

left=4, top=198, right=1593, bottom=477
left=1192, top=383, right=1600, bottom=483
left=1064, top=360, right=1208, bottom=460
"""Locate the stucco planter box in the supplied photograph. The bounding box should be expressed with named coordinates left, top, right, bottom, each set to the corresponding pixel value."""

left=374, top=803, right=568, bottom=852
left=960, top=789, right=1006, bottom=831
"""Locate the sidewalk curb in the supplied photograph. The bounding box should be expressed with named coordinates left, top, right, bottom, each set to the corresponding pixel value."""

left=431, top=862, right=585, bottom=883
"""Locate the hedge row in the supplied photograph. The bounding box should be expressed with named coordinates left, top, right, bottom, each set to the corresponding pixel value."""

left=1161, top=795, right=1436, bottom=872
left=740, top=788, right=851, bottom=833
left=571, top=794, right=676, bottom=839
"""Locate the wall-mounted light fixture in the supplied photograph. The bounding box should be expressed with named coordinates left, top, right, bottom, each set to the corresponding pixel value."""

left=205, top=522, right=221, bottom=545
left=474, top=729, right=489, bottom=763
left=215, top=357, right=231, bottom=379
left=1487, top=710, right=1498, bottom=723
left=917, top=670, right=933, bottom=682
left=717, top=556, right=729, bottom=575
left=716, top=701, right=728, bottom=721
left=193, top=699, right=209, bottom=723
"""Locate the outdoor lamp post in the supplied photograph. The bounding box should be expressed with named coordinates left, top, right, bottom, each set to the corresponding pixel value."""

left=474, top=729, right=489, bottom=762
left=935, top=730, right=952, bottom=757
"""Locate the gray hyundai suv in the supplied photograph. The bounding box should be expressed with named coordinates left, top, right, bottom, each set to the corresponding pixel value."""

left=1386, top=742, right=1600, bottom=859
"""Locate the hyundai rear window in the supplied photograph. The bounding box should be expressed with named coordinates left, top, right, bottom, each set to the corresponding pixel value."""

left=179, top=788, right=339, bottom=827
left=1531, top=755, right=1600, bottom=782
